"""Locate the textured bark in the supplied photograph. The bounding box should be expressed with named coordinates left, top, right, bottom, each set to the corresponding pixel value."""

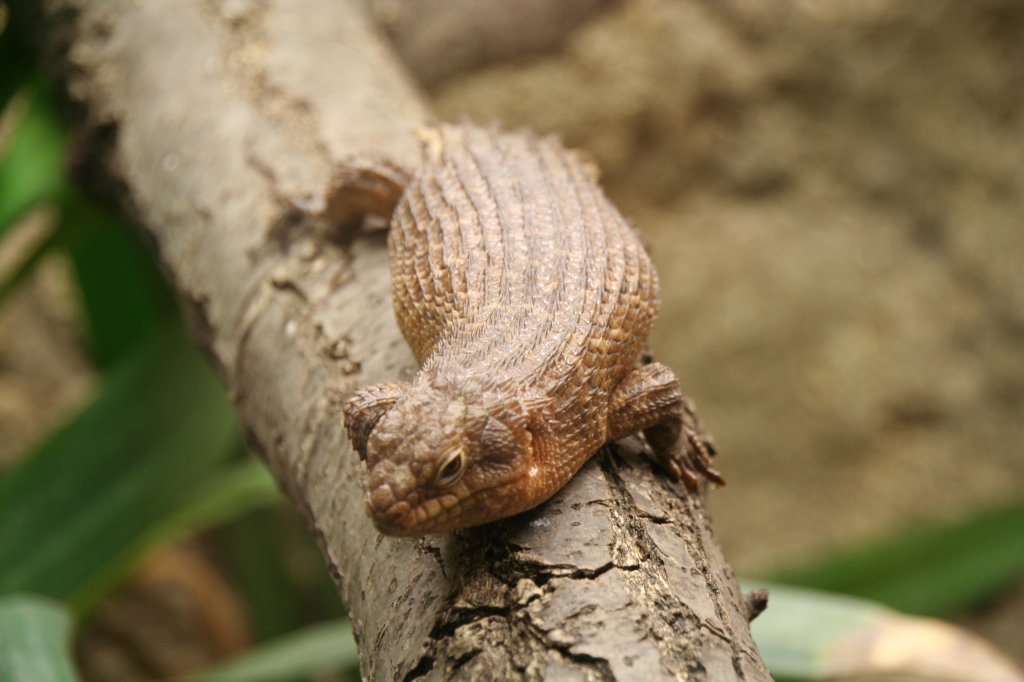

left=21, top=0, right=769, bottom=678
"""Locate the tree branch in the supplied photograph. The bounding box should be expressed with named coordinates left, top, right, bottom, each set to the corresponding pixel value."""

left=21, top=0, right=769, bottom=678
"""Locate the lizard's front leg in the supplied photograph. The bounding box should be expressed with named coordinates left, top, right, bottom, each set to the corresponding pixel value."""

left=326, top=159, right=414, bottom=459
left=344, top=382, right=410, bottom=460
left=607, top=363, right=724, bottom=491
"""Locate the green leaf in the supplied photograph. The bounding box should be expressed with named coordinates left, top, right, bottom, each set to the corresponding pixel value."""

left=151, top=458, right=282, bottom=550
left=61, top=190, right=177, bottom=367
left=0, top=594, right=79, bottom=682
left=220, top=507, right=345, bottom=642
left=74, top=457, right=282, bottom=614
left=221, top=508, right=312, bottom=642
left=184, top=620, right=358, bottom=682
left=0, top=77, right=66, bottom=238
left=768, top=499, right=1024, bottom=617
left=747, top=581, right=1024, bottom=682
left=0, top=325, right=242, bottom=611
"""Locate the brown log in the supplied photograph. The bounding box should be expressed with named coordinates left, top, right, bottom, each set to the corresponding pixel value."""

left=17, top=0, right=770, bottom=678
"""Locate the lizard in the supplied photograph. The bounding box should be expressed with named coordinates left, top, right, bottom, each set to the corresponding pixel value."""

left=339, top=124, right=723, bottom=536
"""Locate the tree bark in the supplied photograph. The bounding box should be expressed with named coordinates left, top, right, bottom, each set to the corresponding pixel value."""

left=20, top=0, right=770, bottom=678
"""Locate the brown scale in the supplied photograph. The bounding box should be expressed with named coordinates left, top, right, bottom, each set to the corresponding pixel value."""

left=341, top=124, right=723, bottom=536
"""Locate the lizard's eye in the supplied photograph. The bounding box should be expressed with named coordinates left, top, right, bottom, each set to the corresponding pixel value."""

left=434, top=447, right=465, bottom=488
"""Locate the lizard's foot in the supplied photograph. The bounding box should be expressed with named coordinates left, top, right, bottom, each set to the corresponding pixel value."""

left=654, top=421, right=725, bottom=493
left=607, top=363, right=725, bottom=492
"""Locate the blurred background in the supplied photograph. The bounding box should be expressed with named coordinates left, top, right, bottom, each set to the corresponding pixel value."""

left=1, top=0, right=1021, bottom=680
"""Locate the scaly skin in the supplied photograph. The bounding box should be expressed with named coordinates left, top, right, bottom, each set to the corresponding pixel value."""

left=343, top=125, right=722, bottom=536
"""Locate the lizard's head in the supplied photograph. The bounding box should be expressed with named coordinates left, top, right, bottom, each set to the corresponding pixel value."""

left=363, top=379, right=541, bottom=536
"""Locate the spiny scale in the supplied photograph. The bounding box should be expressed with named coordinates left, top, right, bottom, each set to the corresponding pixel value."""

left=390, top=126, right=658, bottom=446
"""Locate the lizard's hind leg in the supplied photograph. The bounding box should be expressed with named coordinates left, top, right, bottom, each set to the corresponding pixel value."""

left=322, top=157, right=413, bottom=227
left=607, top=362, right=725, bottom=492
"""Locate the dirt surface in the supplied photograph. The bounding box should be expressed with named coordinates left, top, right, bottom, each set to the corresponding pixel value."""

left=427, top=0, right=1024, bottom=657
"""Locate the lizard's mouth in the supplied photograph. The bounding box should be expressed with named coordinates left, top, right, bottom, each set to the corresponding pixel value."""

left=368, top=494, right=463, bottom=536
left=366, top=477, right=525, bottom=536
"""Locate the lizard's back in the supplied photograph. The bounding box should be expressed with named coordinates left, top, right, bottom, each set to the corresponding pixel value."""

left=346, top=124, right=720, bottom=535
left=389, top=126, right=659, bottom=425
